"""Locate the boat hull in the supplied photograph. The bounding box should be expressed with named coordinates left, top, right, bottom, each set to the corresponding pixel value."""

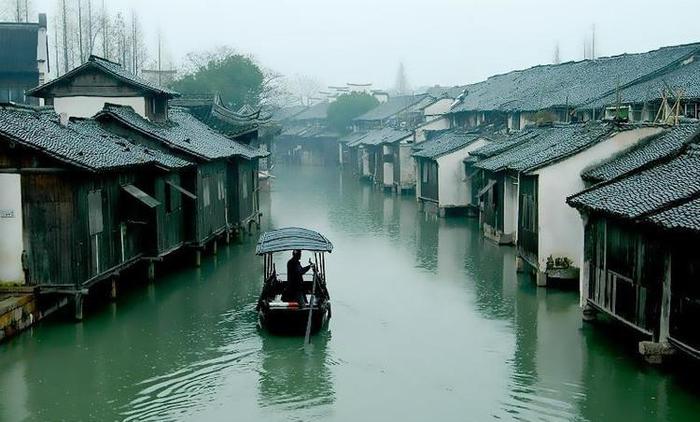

left=258, top=304, right=329, bottom=336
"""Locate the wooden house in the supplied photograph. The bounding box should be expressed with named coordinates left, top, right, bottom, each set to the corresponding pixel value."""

left=69, top=118, right=194, bottom=260
left=0, top=104, right=186, bottom=318
left=95, top=104, right=266, bottom=248
left=27, top=54, right=179, bottom=120
left=568, top=133, right=700, bottom=362
left=475, top=123, right=663, bottom=287
left=468, top=130, right=541, bottom=244
left=412, top=130, right=490, bottom=217
left=0, top=14, right=49, bottom=105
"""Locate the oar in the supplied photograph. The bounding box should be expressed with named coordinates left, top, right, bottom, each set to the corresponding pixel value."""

left=304, top=259, right=318, bottom=344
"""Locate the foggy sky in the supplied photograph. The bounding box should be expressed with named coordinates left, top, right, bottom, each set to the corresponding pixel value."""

left=32, top=0, right=700, bottom=90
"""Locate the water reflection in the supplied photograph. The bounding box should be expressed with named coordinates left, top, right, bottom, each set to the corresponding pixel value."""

left=1, top=165, right=700, bottom=421
left=257, top=332, right=335, bottom=410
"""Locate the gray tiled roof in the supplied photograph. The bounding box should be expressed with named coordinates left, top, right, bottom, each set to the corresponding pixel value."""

left=28, top=55, right=179, bottom=97
left=645, top=196, right=700, bottom=232
left=291, top=101, right=330, bottom=121
left=450, top=43, right=700, bottom=113
left=412, top=130, right=484, bottom=159
left=271, top=105, right=307, bottom=122
left=353, top=127, right=412, bottom=147
left=354, top=94, right=431, bottom=121
left=424, top=85, right=467, bottom=99
left=0, top=104, right=161, bottom=171
left=582, top=123, right=700, bottom=182
left=568, top=146, right=700, bottom=220
left=69, top=119, right=192, bottom=169
left=339, top=131, right=369, bottom=145
left=475, top=123, right=615, bottom=173
left=169, top=94, right=216, bottom=107
left=96, top=104, right=265, bottom=161
left=469, top=130, right=538, bottom=159
left=585, top=56, right=700, bottom=108
left=279, top=124, right=339, bottom=139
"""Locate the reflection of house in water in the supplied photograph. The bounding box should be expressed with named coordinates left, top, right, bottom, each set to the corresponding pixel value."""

left=257, top=333, right=335, bottom=410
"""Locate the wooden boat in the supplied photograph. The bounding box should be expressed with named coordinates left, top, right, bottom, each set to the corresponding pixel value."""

left=255, top=227, right=333, bottom=337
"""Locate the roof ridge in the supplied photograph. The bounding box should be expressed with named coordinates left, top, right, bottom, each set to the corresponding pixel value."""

left=485, top=41, right=700, bottom=82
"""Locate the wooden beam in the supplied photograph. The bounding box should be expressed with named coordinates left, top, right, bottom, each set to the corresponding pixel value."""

left=0, top=168, right=68, bottom=173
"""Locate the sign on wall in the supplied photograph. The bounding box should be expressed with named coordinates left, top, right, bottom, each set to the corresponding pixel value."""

left=0, top=209, right=16, bottom=219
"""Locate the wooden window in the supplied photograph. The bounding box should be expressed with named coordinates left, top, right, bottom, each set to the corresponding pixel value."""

left=165, top=184, right=174, bottom=213
left=203, top=176, right=211, bottom=207
left=88, top=189, right=104, bottom=235
left=421, top=162, right=429, bottom=183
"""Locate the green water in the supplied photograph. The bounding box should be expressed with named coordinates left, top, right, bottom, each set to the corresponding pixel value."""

left=1, top=165, right=699, bottom=421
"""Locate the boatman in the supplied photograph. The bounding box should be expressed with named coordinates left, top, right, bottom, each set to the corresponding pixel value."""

left=285, top=249, right=313, bottom=305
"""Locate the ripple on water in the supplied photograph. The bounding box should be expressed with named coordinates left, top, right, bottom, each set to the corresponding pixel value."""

left=496, top=371, right=587, bottom=422
left=121, top=346, right=258, bottom=421
left=121, top=308, right=261, bottom=422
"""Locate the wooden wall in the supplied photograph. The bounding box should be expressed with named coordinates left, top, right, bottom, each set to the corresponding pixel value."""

left=418, top=159, right=438, bottom=202
left=518, top=175, right=539, bottom=265
left=227, top=158, right=259, bottom=227
left=195, top=160, right=228, bottom=245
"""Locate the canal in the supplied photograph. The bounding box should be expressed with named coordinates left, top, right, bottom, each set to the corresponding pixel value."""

left=1, top=165, right=700, bottom=421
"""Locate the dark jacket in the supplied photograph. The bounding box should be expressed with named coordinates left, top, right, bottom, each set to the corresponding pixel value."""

left=287, top=258, right=311, bottom=291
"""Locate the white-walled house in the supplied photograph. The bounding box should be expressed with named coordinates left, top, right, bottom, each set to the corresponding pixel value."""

left=27, top=55, right=179, bottom=120
left=474, top=122, right=663, bottom=287
left=414, top=116, right=451, bottom=142
left=413, top=130, right=490, bottom=216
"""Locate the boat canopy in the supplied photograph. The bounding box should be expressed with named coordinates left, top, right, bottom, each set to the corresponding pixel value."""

left=256, top=227, right=333, bottom=255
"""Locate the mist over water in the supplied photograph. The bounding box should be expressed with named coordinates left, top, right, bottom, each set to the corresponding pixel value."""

left=1, top=165, right=699, bottom=421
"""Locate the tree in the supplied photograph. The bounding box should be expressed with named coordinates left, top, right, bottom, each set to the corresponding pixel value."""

left=171, top=48, right=265, bottom=109
left=285, top=74, right=322, bottom=106
left=394, top=62, right=410, bottom=95
left=327, top=92, right=379, bottom=134
left=0, top=0, right=29, bottom=21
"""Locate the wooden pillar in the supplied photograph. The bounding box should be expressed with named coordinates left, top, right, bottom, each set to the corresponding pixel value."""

left=74, top=293, right=84, bottom=321
left=213, top=240, right=218, bottom=255
left=195, top=249, right=202, bottom=267
left=659, top=253, right=672, bottom=343
left=147, top=261, right=156, bottom=282
left=110, top=278, right=117, bottom=300
left=225, top=230, right=231, bottom=245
